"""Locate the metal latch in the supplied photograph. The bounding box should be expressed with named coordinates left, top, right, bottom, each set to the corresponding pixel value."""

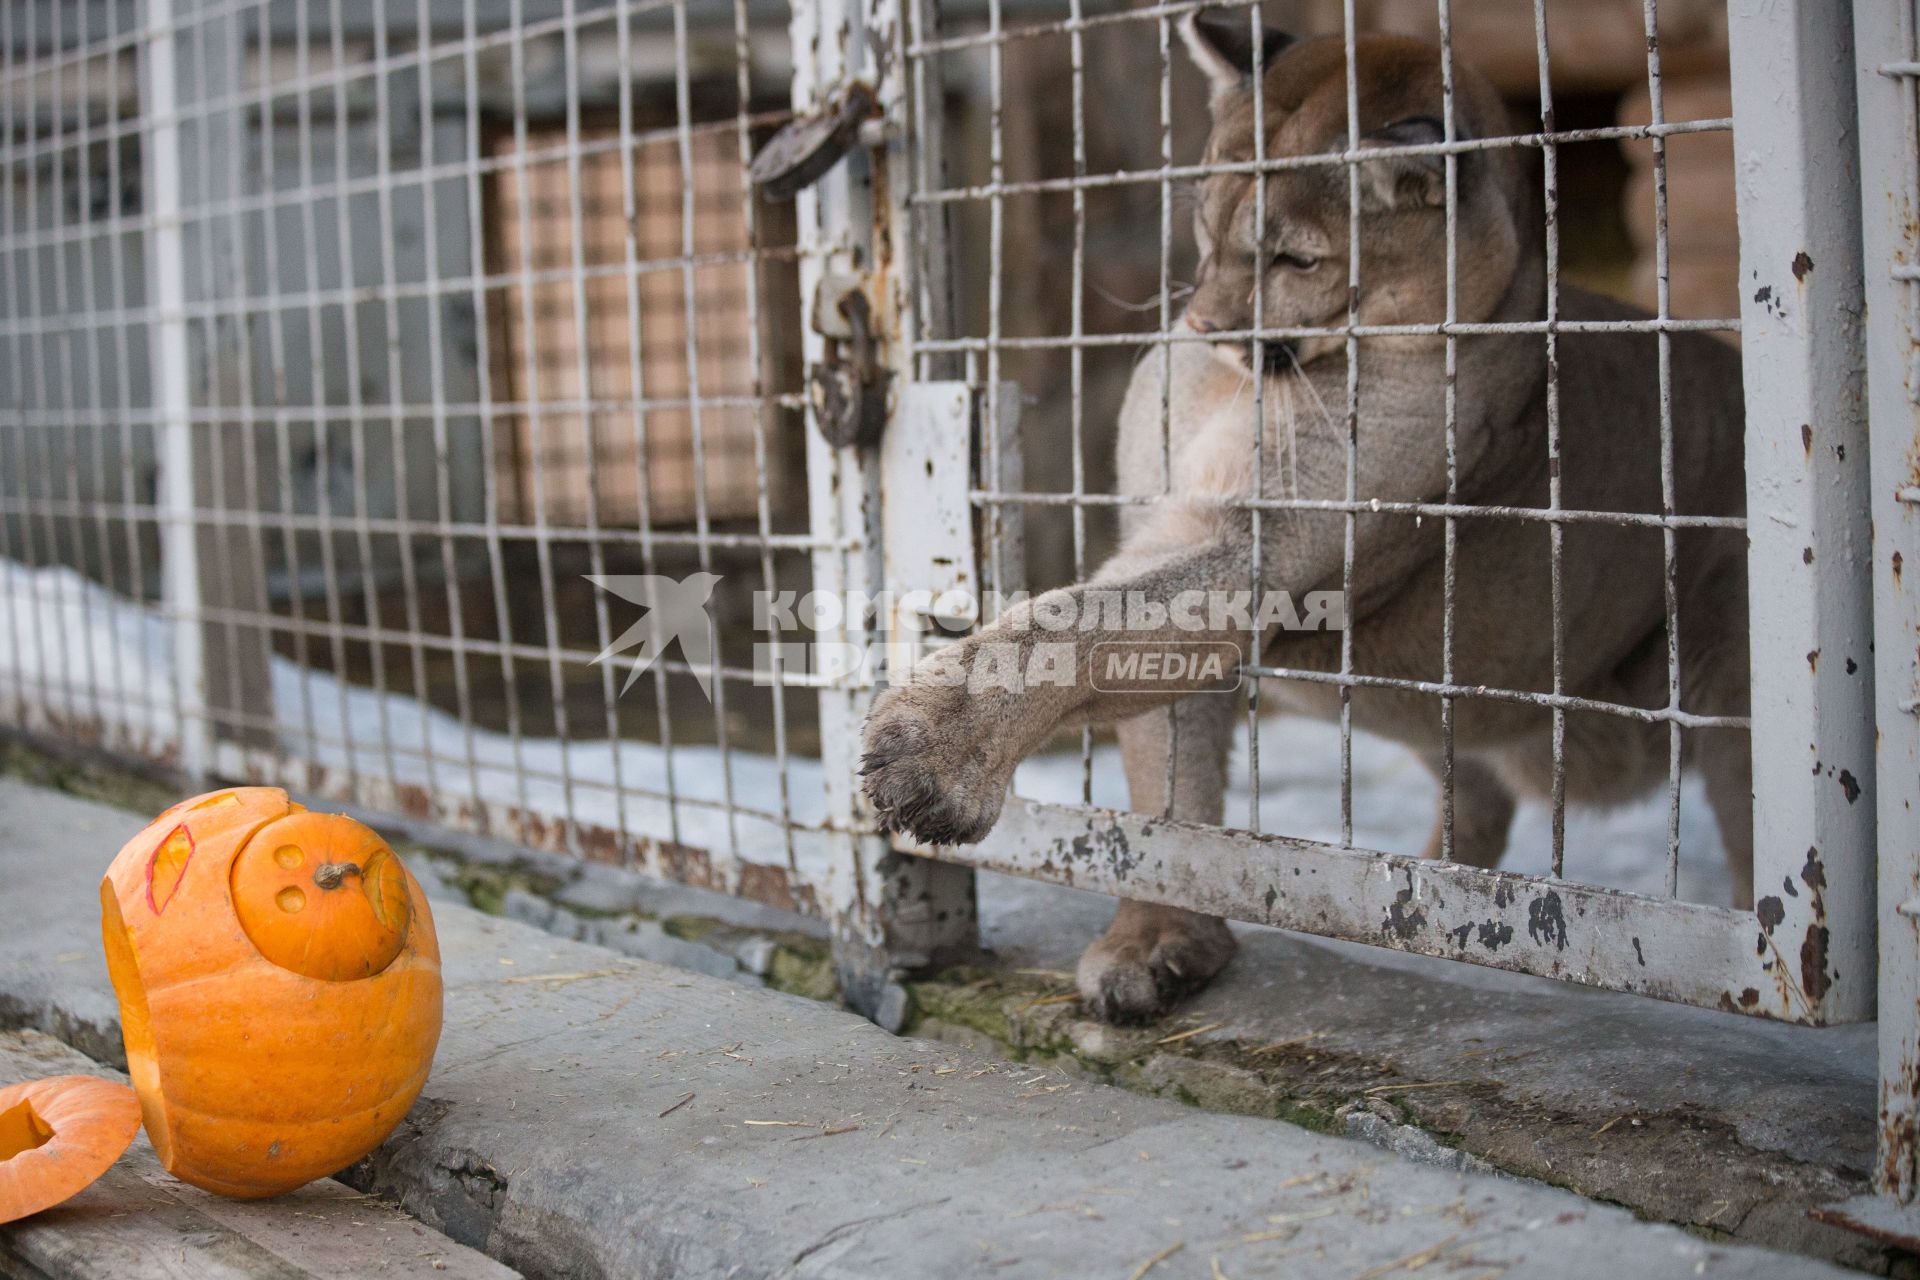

left=808, top=273, right=889, bottom=448
left=749, top=81, right=878, bottom=201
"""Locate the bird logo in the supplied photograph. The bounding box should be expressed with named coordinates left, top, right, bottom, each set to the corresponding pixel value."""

left=585, top=573, right=723, bottom=700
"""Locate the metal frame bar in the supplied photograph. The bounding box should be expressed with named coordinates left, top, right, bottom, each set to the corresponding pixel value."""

left=965, top=797, right=1801, bottom=1015
left=144, top=0, right=210, bottom=779
left=1726, top=0, right=1876, bottom=1024
left=790, top=0, right=977, bottom=1023
left=1855, top=0, right=1920, bottom=1203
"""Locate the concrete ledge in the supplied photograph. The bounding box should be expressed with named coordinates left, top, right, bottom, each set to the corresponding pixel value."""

left=0, top=779, right=1849, bottom=1278
left=0, top=1030, right=516, bottom=1280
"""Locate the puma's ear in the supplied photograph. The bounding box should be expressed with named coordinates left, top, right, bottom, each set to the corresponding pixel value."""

left=1179, top=9, right=1294, bottom=111
left=1358, top=115, right=1449, bottom=210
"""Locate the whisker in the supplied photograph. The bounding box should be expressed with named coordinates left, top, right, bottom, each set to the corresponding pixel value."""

left=1283, top=345, right=1338, bottom=432
left=1089, top=280, right=1195, bottom=313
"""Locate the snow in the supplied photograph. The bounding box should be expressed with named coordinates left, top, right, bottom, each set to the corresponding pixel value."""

left=0, top=558, right=1731, bottom=905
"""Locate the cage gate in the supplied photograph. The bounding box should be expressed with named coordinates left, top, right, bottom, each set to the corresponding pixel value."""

left=850, top=0, right=1874, bottom=1034
left=0, top=0, right=1911, bottom=1216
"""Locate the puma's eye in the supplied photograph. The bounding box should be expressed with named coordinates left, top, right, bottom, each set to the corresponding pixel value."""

left=1275, top=252, right=1320, bottom=270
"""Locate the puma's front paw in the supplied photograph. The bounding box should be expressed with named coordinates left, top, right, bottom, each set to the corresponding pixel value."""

left=860, top=679, right=1013, bottom=846
left=1077, top=905, right=1236, bottom=1024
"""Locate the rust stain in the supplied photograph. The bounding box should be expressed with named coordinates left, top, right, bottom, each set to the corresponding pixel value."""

left=1811, top=1199, right=1920, bottom=1253
left=1756, top=896, right=1785, bottom=934
left=577, top=824, right=621, bottom=865
left=653, top=838, right=723, bottom=892
left=1800, top=924, right=1833, bottom=1003
left=737, top=861, right=809, bottom=916
left=1839, top=769, right=1861, bottom=804
left=391, top=780, right=436, bottom=822
left=1791, top=251, right=1814, bottom=282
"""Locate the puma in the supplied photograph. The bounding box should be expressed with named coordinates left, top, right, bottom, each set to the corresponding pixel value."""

left=860, top=13, right=1750, bottom=1024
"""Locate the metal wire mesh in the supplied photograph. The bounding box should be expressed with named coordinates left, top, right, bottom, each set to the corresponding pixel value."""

left=903, top=0, right=1747, bottom=905
left=0, top=0, right=1884, bottom=1025
left=0, top=0, right=833, bottom=915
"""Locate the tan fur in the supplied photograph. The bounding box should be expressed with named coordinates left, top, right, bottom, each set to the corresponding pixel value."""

left=860, top=19, right=1750, bottom=1023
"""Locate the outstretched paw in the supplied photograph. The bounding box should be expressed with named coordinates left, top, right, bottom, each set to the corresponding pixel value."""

left=860, top=682, right=1011, bottom=846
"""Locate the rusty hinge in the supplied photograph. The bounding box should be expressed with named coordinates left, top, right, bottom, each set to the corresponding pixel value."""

left=749, top=81, right=879, bottom=201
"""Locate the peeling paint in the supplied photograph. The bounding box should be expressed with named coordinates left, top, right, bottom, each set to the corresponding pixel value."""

left=1526, top=892, right=1568, bottom=952
left=1801, top=848, right=1828, bottom=893
left=1385, top=886, right=1427, bottom=941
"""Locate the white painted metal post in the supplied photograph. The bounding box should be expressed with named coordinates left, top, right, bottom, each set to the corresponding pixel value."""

left=1727, top=0, right=1876, bottom=1024
left=142, top=0, right=208, bottom=780
left=1856, top=0, right=1920, bottom=1203
left=790, top=0, right=976, bottom=1027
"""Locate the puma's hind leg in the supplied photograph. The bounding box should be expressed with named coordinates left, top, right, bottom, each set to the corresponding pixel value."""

left=1077, top=691, right=1238, bottom=1024
left=1418, top=753, right=1518, bottom=869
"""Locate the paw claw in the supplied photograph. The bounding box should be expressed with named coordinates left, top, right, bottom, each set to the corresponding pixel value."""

left=858, top=689, right=1010, bottom=846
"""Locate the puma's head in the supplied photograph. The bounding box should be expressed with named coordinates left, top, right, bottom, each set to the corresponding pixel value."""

left=1178, top=12, right=1536, bottom=371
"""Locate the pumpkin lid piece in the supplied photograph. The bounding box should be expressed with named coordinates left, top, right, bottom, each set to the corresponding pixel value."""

left=0, top=1075, right=141, bottom=1224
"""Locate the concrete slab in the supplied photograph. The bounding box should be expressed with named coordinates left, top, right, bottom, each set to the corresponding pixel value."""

left=0, top=778, right=1851, bottom=1278
left=979, top=871, right=1879, bottom=1172
left=954, top=873, right=1882, bottom=1265
left=0, top=1029, right=518, bottom=1280
left=377, top=795, right=1886, bottom=1266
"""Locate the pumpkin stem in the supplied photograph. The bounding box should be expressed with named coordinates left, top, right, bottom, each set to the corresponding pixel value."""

left=312, top=861, right=363, bottom=890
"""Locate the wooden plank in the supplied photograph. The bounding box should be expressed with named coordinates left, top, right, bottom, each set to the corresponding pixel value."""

left=0, top=1031, right=517, bottom=1280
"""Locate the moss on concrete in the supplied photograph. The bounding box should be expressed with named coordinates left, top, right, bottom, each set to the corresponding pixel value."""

left=1, top=737, right=180, bottom=818
left=445, top=861, right=564, bottom=916
left=764, top=937, right=838, bottom=1002
left=895, top=968, right=1381, bottom=1137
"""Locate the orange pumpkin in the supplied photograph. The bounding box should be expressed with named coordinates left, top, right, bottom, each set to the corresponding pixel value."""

left=0, top=1075, right=141, bottom=1223
left=100, top=787, right=441, bottom=1198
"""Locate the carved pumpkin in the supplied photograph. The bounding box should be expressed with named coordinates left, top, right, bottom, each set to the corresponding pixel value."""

left=0, top=1075, right=141, bottom=1223
left=100, top=787, right=441, bottom=1198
